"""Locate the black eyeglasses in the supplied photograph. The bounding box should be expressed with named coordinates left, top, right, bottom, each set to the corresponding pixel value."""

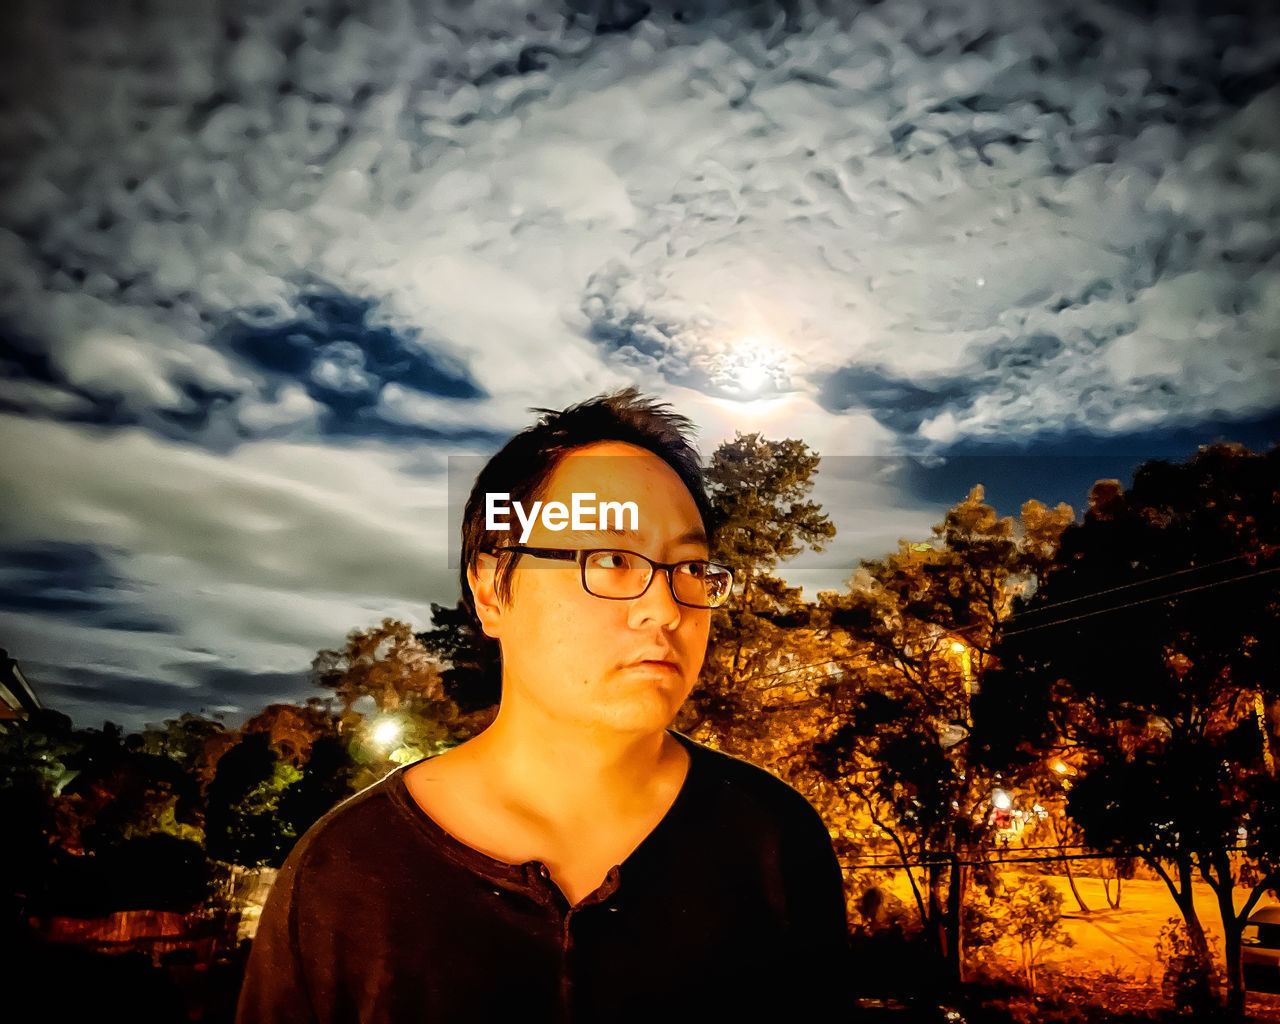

left=493, top=546, right=735, bottom=609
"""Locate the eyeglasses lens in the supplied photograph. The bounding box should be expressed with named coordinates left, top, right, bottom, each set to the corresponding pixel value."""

left=582, top=550, right=731, bottom=608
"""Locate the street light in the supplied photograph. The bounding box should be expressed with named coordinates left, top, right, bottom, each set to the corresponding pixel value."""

left=945, top=637, right=975, bottom=702
left=370, top=717, right=402, bottom=750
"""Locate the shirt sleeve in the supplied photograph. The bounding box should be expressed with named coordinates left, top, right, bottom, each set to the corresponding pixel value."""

left=235, top=847, right=319, bottom=1024
left=781, top=796, right=853, bottom=1016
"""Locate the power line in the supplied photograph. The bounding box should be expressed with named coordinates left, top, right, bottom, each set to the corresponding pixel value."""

left=1005, top=552, right=1255, bottom=620
left=843, top=850, right=1121, bottom=869
left=850, top=843, right=1100, bottom=857
left=841, top=846, right=1255, bottom=871
left=1003, top=564, right=1280, bottom=637
left=725, top=559, right=1280, bottom=684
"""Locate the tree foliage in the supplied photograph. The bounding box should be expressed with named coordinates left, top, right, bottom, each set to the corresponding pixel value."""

left=684, top=432, right=836, bottom=763
left=965, top=876, right=1074, bottom=993
left=417, top=600, right=502, bottom=714
left=277, top=733, right=354, bottom=840
left=989, top=443, right=1280, bottom=1017
left=203, top=732, right=300, bottom=867
left=812, top=488, right=1073, bottom=983
left=312, top=617, right=447, bottom=720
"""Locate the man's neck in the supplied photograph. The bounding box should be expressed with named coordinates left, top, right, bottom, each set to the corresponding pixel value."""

left=458, top=703, right=684, bottom=831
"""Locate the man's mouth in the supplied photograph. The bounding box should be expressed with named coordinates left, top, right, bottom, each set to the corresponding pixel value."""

left=626, top=656, right=681, bottom=672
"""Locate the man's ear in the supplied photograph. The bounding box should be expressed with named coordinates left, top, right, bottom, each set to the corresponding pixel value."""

left=468, top=552, right=505, bottom=640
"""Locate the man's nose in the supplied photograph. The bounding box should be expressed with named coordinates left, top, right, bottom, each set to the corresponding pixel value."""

left=628, top=567, right=682, bottom=630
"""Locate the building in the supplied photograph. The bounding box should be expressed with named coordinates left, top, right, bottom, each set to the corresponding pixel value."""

left=0, top=648, right=43, bottom=728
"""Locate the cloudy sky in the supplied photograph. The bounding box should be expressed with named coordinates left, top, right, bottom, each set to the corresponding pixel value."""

left=1, top=0, right=1277, bottom=730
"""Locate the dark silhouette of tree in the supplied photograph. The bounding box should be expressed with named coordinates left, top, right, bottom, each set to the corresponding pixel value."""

left=204, top=732, right=298, bottom=867
left=417, top=600, right=502, bottom=713
left=989, top=443, right=1280, bottom=1018
left=243, top=702, right=337, bottom=768
left=279, top=733, right=355, bottom=840
left=0, top=710, right=78, bottom=923
left=685, top=432, right=835, bottom=758
left=814, top=488, right=1073, bottom=986
left=48, top=833, right=211, bottom=916
left=55, top=722, right=203, bottom=853
left=135, top=712, right=227, bottom=769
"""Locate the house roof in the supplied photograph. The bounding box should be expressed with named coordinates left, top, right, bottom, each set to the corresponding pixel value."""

left=0, top=649, right=43, bottom=719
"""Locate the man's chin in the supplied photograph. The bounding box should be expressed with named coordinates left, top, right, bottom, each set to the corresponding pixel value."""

left=590, top=688, right=687, bottom=735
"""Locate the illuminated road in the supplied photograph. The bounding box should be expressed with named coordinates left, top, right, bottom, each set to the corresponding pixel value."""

left=883, top=871, right=1280, bottom=1018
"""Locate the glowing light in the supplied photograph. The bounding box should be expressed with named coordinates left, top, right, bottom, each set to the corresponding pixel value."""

left=712, top=337, right=786, bottom=399
left=991, top=788, right=1012, bottom=810
left=1051, top=759, right=1070, bottom=774
left=949, top=641, right=967, bottom=655
left=735, top=360, right=769, bottom=393
left=371, top=718, right=402, bottom=748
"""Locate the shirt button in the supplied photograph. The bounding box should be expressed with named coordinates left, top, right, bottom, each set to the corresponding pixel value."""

left=538, top=864, right=551, bottom=879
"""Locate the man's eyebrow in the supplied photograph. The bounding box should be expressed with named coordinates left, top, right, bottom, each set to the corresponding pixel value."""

left=590, top=527, right=709, bottom=547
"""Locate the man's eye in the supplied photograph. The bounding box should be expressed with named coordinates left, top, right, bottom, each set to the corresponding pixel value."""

left=676, top=561, right=709, bottom=579
left=591, top=551, right=633, bottom=571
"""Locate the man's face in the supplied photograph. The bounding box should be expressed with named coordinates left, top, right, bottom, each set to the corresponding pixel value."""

left=471, top=441, right=712, bottom=736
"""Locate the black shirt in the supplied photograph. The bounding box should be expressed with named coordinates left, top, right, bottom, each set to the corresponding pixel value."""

left=236, top=729, right=851, bottom=1023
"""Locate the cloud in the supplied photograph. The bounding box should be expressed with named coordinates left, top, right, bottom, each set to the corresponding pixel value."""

left=0, top=413, right=462, bottom=725
left=0, top=377, right=97, bottom=418
left=783, top=456, right=954, bottom=599
left=236, top=382, right=325, bottom=433
left=5, top=0, right=1276, bottom=452
left=0, top=541, right=178, bottom=636
left=217, top=289, right=502, bottom=440
left=1, top=0, right=1278, bottom=726
left=0, top=414, right=460, bottom=600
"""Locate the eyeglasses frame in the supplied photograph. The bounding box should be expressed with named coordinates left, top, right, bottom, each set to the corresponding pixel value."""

left=489, top=545, right=735, bottom=609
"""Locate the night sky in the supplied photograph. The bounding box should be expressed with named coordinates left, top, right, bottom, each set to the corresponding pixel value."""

left=1, top=0, right=1277, bottom=729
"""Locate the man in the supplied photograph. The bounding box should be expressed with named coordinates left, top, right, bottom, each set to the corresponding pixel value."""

left=237, top=388, right=850, bottom=1023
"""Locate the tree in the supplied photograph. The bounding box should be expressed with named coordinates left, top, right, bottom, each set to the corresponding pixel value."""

left=1101, top=855, right=1135, bottom=910
left=990, top=443, right=1280, bottom=1018
left=0, top=710, right=81, bottom=922
left=312, top=618, right=449, bottom=723
left=965, top=876, right=1074, bottom=994
left=203, top=732, right=300, bottom=867
left=56, top=723, right=204, bottom=853
left=417, top=600, right=502, bottom=714
left=1156, top=914, right=1223, bottom=1015
left=278, top=733, right=355, bottom=840
left=243, top=702, right=337, bottom=768
left=684, top=432, right=836, bottom=766
left=813, top=488, right=1073, bottom=985
left=0, top=709, right=82, bottom=797
left=134, top=712, right=227, bottom=769
left=47, top=833, right=212, bottom=916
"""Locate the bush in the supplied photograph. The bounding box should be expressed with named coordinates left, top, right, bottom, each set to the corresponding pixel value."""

left=965, top=876, right=1073, bottom=994
left=1154, top=916, right=1222, bottom=1016
left=42, top=834, right=211, bottom=916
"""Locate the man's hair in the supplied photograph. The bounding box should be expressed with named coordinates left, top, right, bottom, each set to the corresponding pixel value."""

left=460, top=387, right=713, bottom=621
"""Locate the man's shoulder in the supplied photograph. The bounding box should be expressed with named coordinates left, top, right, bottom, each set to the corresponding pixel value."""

left=673, top=731, right=829, bottom=837
left=279, top=769, right=415, bottom=880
